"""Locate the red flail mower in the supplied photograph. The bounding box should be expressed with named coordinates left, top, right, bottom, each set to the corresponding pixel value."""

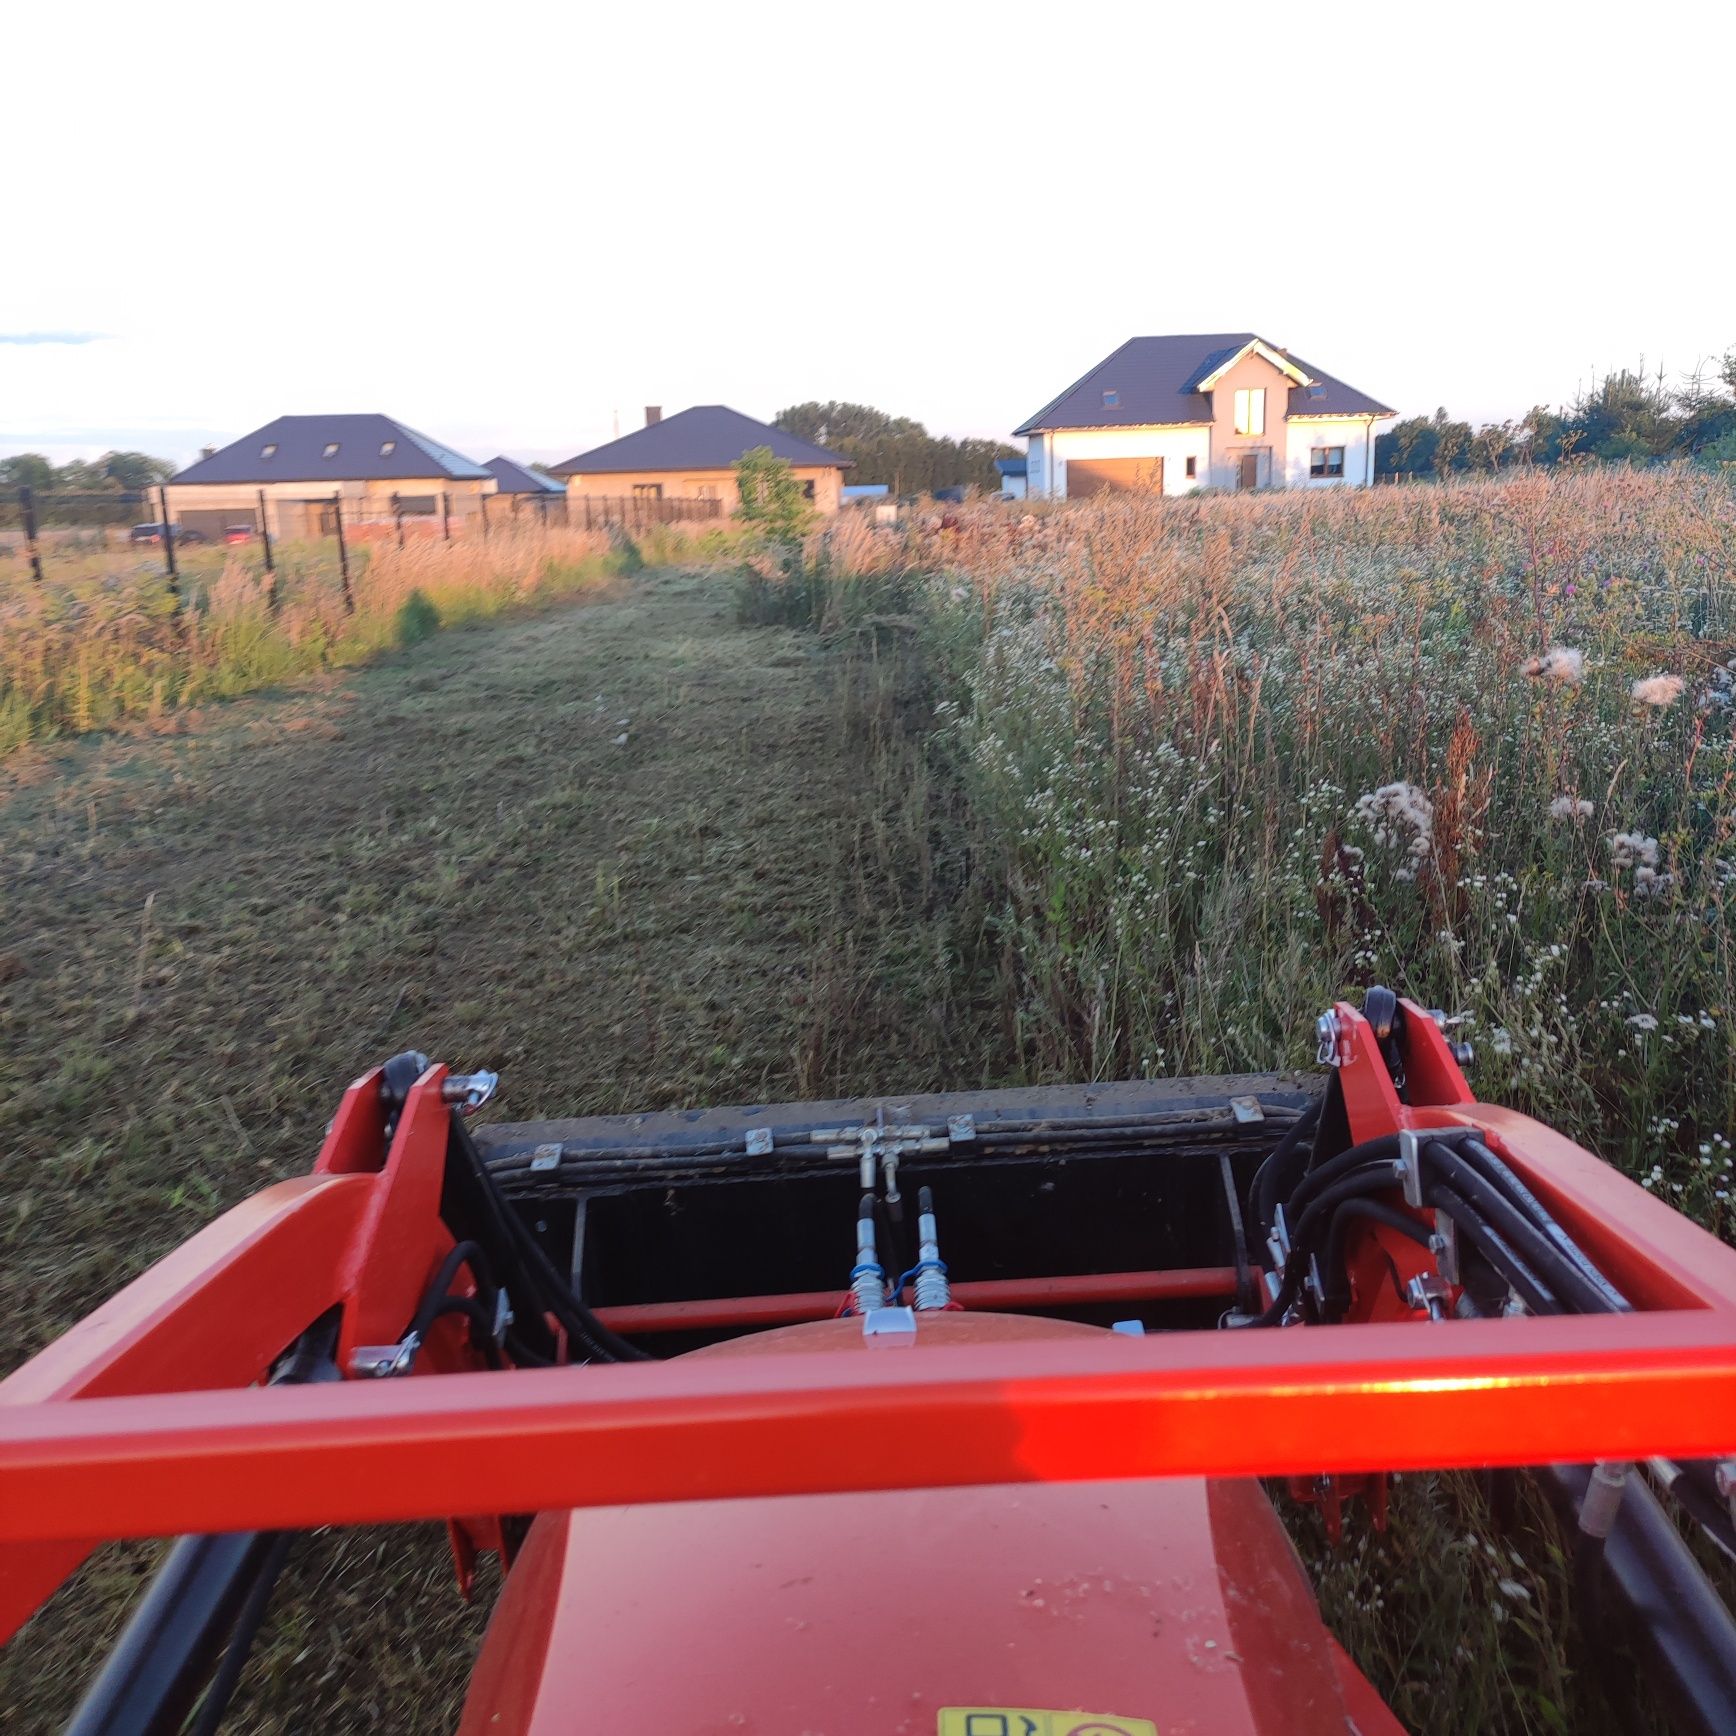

left=7, top=991, right=1736, bottom=1734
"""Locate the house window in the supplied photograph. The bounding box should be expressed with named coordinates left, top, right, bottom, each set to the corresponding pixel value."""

left=632, top=483, right=663, bottom=499
left=260, top=443, right=277, bottom=459
left=1233, top=388, right=1265, bottom=436
left=380, top=440, right=396, bottom=457
left=1310, top=446, right=1346, bottom=478
left=396, top=494, right=437, bottom=515
left=800, top=479, right=816, bottom=501
left=323, top=442, right=339, bottom=458
left=1102, top=389, right=1120, bottom=408
left=1185, top=456, right=1197, bottom=479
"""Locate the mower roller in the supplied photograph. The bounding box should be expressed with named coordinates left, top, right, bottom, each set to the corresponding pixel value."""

left=6, top=989, right=1736, bottom=1733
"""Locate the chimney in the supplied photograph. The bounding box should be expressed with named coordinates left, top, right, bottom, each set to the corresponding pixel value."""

left=644, top=406, right=662, bottom=427
left=200, top=445, right=216, bottom=460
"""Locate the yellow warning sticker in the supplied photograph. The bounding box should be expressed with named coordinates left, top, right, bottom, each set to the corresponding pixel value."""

left=937, top=1711, right=1157, bottom=1736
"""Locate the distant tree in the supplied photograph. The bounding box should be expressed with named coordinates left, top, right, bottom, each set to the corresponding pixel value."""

left=1563, top=364, right=1680, bottom=462
left=0, top=449, right=175, bottom=493
left=1431, top=409, right=1475, bottom=472
left=1467, top=420, right=1515, bottom=472
left=734, top=446, right=813, bottom=539
left=101, top=450, right=175, bottom=490
left=774, top=400, right=1020, bottom=496
left=0, top=453, right=56, bottom=491
left=1375, top=415, right=1439, bottom=477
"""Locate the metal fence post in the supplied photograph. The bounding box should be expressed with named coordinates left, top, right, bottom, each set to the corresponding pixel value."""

left=479, top=492, right=489, bottom=541
left=332, top=494, right=353, bottom=612
left=19, top=486, right=44, bottom=582
left=392, top=492, right=404, bottom=550
left=158, top=485, right=180, bottom=605
left=441, top=492, right=450, bottom=541
left=257, top=488, right=277, bottom=609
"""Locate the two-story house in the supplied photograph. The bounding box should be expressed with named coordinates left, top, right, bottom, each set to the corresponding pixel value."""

left=1016, top=334, right=1395, bottom=497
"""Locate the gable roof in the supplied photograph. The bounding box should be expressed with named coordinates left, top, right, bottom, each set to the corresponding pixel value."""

left=484, top=455, right=565, bottom=495
left=549, top=405, right=852, bottom=476
left=170, top=415, right=491, bottom=484
left=1014, top=334, right=1394, bottom=435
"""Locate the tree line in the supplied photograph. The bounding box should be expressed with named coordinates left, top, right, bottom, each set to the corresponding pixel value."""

left=774, top=402, right=1022, bottom=496
left=1377, top=356, right=1736, bottom=476
left=0, top=450, right=176, bottom=494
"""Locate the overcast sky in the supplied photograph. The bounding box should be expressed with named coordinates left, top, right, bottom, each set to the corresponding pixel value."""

left=4, top=3, right=1731, bottom=470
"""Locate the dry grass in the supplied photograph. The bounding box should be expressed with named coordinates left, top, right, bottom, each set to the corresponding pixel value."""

left=0, top=525, right=631, bottom=754
left=776, top=465, right=1736, bottom=1734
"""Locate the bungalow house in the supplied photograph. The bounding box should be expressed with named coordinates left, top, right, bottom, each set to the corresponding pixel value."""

left=166, top=414, right=495, bottom=540
left=483, top=455, right=567, bottom=520
left=549, top=405, right=852, bottom=515
left=1016, top=334, right=1395, bottom=498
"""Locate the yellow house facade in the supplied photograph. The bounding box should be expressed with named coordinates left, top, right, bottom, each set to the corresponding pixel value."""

left=167, top=414, right=496, bottom=540
left=551, top=406, right=851, bottom=516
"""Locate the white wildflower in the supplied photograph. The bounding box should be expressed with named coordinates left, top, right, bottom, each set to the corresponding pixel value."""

left=1496, top=1578, right=1532, bottom=1603
left=1549, top=795, right=1595, bottom=821
left=1627, top=1013, right=1659, bottom=1032
left=1523, top=646, right=1586, bottom=685
left=1631, top=673, right=1685, bottom=709
left=1355, top=781, right=1434, bottom=863
left=1609, top=831, right=1660, bottom=871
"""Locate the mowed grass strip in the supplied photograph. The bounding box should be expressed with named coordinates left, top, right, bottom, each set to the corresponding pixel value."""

left=0, top=567, right=952, bottom=1732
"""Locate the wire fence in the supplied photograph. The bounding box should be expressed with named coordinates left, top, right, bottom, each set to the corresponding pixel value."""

left=2, top=482, right=725, bottom=584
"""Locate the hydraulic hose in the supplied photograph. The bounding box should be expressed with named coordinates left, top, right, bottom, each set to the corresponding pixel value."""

left=1427, top=1181, right=1561, bottom=1316
left=1423, top=1141, right=1618, bottom=1318
left=1458, top=1137, right=1630, bottom=1312
left=1250, top=1097, right=1323, bottom=1242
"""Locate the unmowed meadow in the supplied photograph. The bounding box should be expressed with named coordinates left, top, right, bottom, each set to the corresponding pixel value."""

left=0, top=524, right=654, bottom=754
left=794, top=467, right=1736, bottom=1730
left=816, top=468, right=1736, bottom=1215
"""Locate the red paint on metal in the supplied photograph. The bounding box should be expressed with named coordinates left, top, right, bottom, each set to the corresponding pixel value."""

left=461, top=1477, right=1363, bottom=1735
left=3, top=1310, right=1736, bottom=1544
left=592, top=1266, right=1242, bottom=1335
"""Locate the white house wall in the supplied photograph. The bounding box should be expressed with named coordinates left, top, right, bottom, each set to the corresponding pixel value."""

left=1045, top=426, right=1212, bottom=498
left=1282, top=418, right=1381, bottom=488
left=1025, top=432, right=1051, bottom=498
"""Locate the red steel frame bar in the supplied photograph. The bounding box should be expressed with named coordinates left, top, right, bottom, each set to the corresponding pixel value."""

left=4, top=1006, right=1736, bottom=1634
left=3, top=1312, right=1736, bottom=1543
left=592, top=1266, right=1243, bottom=1335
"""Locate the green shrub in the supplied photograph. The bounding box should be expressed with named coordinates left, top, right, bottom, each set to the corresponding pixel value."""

left=393, top=589, right=442, bottom=648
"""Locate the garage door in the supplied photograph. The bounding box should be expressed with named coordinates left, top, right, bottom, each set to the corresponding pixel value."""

left=179, top=507, right=258, bottom=538
left=1066, top=457, right=1164, bottom=498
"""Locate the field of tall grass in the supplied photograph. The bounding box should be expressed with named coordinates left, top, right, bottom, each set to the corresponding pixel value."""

left=0, top=525, right=639, bottom=755
left=814, top=468, right=1736, bottom=1200
left=786, top=466, right=1736, bottom=1733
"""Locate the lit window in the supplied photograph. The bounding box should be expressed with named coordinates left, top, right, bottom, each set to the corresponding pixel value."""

left=1310, top=446, right=1346, bottom=478
left=380, top=440, right=396, bottom=456
left=1233, top=388, right=1265, bottom=436
left=1102, top=389, right=1120, bottom=408
left=1185, top=456, right=1197, bottom=479
left=260, top=443, right=277, bottom=459
left=323, top=442, right=339, bottom=458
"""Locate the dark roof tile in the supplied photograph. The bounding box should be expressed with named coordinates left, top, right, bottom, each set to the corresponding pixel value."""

left=484, top=455, right=565, bottom=494
left=170, top=415, right=490, bottom=484
left=550, top=405, right=850, bottom=475
left=1014, top=334, right=1394, bottom=434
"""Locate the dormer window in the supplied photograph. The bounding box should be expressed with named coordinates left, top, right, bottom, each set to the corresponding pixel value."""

left=1102, top=389, right=1120, bottom=408
left=323, top=442, right=339, bottom=458
left=380, top=440, right=396, bottom=456
left=260, top=443, right=277, bottom=459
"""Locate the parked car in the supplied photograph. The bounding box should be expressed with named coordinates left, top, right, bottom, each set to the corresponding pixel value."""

left=128, top=523, right=210, bottom=546
left=222, top=524, right=255, bottom=545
